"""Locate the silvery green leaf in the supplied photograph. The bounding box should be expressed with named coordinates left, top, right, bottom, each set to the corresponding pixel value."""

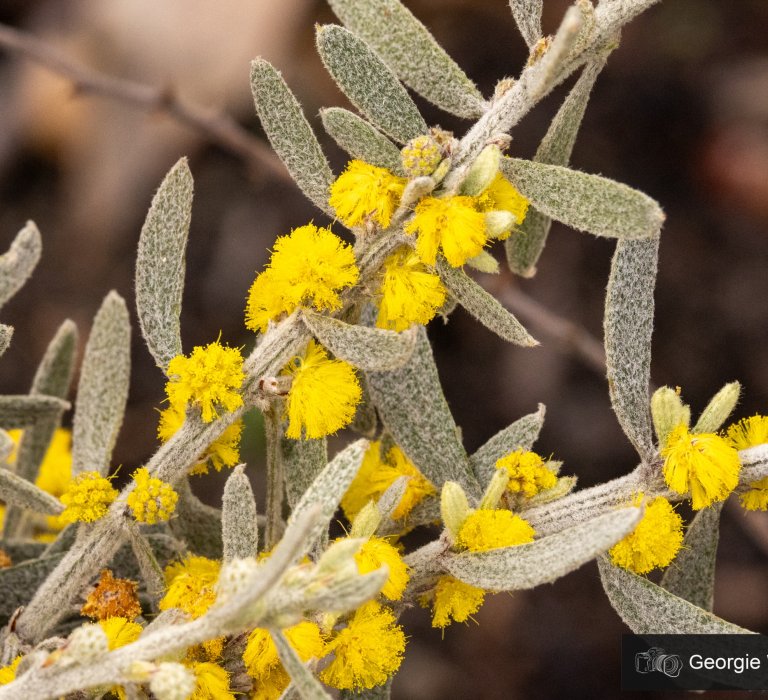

left=302, top=311, right=417, bottom=371
left=250, top=59, right=334, bottom=214
left=465, top=250, right=499, bottom=274
left=327, top=0, right=485, bottom=118
left=660, top=503, right=722, bottom=611
left=281, top=436, right=328, bottom=510
left=0, top=395, right=69, bottom=428
left=169, top=479, right=223, bottom=559
left=0, top=553, right=65, bottom=621
left=0, top=430, right=12, bottom=462
left=349, top=374, right=377, bottom=437
left=135, top=158, right=192, bottom=373
left=272, top=629, right=332, bottom=700
left=302, top=568, right=387, bottom=614
left=506, top=60, right=607, bottom=276
left=316, top=25, right=427, bottom=144
left=500, top=158, right=665, bottom=240
left=72, top=292, right=131, bottom=476
left=287, top=439, right=368, bottom=558
left=0, top=325, right=12, bottom=357
left=444, top=507, right=641, bottom=590
left=222, top=465, right=259, bottom=561
left=10, top=320, right=77, bottom=497
left=604, top=237, right=659, bottom=463
left=436, top=258, right=537, bottom=347
left=376, top=477, right=409, bottom=522
left=127, top=527, right=166, bottom=604
left=509, top=0, right=543, bottom=49
left=470, top=404, right=545, bottom=484
left=0, top=540, right=46, bottom=564
left=694, top=382, right=741, bottom=434
left=367, top=327, right=480, bottom=498
left=0, top=468, right=63, bottom=515
left=0, top=221, right=42, bottom=310
left=321, top=108, right=403, bottom=174
left=598, top=555, right=751, bottom=633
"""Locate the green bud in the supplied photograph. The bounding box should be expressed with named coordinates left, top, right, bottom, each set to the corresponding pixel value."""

left=480, top=469, right=509, bottom=510
left=694, top=381, right=741, bottom=434
left=651, top=386, right=689, bottom=447
left=401, top=134, right=443, bottom=177
left=466, top=250, right=500, bottom=274
left=400, top=175, right=435, bottom=210
left=527, top=475, right=577, bottom=507
left=317, top=537, right=365, bottom=575
left=441, top=481, right=469, bottom=539
left=350, top=500, right=382, bottom=538
left=460, top=145, right=501, bottom=196
left=431, top=157, right=452, bottom=185
left=484, top=210, right=515, bottom=239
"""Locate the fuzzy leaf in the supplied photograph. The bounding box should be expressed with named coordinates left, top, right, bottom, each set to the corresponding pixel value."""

left=302, top=311, right=417, bottom=371
left=13, top=320, right=77, bottom=484
left=444, top=506, right=641, bottom=590
left=604, top=237, right=659, bottom=463
left=135, top=158, right=192, bottom=373
left=0, top=430, right=12, bottom=462
left=321, top=108, right=403, bottom=174
left=316, top=25, right=427, bottom=144
left=0, top=468, right=64, bottom=515
left=273, top=630, right=333, bottom=700
left=287, top=439, right=368, bottom=557
left=660, top=503, right=722, bottom=611
left=0, top=395, right=68, bottom=428
left=301, top=568, right=388, bottom=614
left=282, top=436, right=328, bottom=509
left=169, top=479, right=223, bottom=559
left=509, top=0, right=543, bottom=49
left=436, top=258, right=537, bottom=347
left=349, top=374, right=378, bottom=437
left=501, top=158, right=665, bottom=240
left=470, top=404, right=545, bottom=484
left=367, top=327, right=480, bottom=498
left=0, top=325, right=12, bottom=357
left=0, top=540, right=47, bottom=564
left=507, top=60, right=607, bottom=276
left=72, top=292, right=131, bottom=476
left=598, top=555, right=752, bottom=633
left=327, top=0, right=485, bottom=118
left=0, top=221, right=42, bottom=310
left=222, top=465, right=259, bottom=561
left=0, top=554, right=65, bottom=622
left=250, top=59, right=334, bottom=213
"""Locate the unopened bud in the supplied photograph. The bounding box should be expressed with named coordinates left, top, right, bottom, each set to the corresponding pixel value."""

left=150, top=662, right=196, bottom=700
left=694, top=381, right=741, bottom=434
left=401, top=134, right=443, bottom=177
left=651, top=386, right=689, bottom=447
left=480, top=469, right=510, bottom=510
left=441, top=481, right=470, bottom=539
left=350, top=500, right=382, bottom=538
left=461, top=145, right=501, bottom=196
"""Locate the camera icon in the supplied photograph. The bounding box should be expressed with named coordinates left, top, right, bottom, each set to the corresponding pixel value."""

left=635, top=647, right=683, bottom=677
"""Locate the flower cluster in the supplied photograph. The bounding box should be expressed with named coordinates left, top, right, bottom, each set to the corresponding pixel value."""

left=126, top=467, right=178, bottom=524
left=59, top=471, right=118, bottom=524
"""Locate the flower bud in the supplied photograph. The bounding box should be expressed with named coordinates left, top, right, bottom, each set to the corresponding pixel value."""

left=350, top=500, right=382, bottom=538
left=480, top=469, right=510, bottom=510
left=460, top=145, right=501, bottom=196
left=651, top=386, right=689, bottom=447
left=401, top=134, right=443, bottom=177
left=694, top=381, right=741, bottom=434
left=484, top=210, right=516, bottom=239
left=149, top=662, right=196, bottom=700
left=441, top=481, right=470, bottom=539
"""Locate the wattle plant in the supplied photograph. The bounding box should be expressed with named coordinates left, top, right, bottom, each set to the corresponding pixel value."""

left=0, top=1, right=766, bottom=698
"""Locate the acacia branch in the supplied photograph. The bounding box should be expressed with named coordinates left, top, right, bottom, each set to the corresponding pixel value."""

left=0, top=22, right=289, bottom=183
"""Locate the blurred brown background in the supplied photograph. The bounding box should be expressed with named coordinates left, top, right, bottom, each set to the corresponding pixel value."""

left=0, top=0, right=767, bottom=697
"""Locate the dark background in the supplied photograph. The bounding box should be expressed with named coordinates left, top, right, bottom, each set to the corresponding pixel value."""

left=0, top=0, right=767, bottom=697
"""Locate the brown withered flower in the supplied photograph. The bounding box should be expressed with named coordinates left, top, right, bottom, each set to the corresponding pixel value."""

left=81, top=569, right=141, bottom=621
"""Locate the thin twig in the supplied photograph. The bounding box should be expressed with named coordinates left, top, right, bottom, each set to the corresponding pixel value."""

left=482, top=272, right=607, bottom=375
left=0, top=22, right=289, bottom=182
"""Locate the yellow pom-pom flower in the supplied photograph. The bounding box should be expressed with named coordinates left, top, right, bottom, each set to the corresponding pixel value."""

left=160, top=555, right=221, bottom=619
left=329, top=160, right=406, bottom=229
left=282, top=341, right=361, bottom=440
left=166, top=341, right=244, bottom=424
left=0, top=657, right=21, bottom=686
left=457, top=509, right=535, bottom=552
left=422, top=575, right=486, bottom=629
left=243, top=621, right=326, bottom=699
left=354, top=536, right=409, bottom=601
left=662, top=424, right=741, bottom=510
left=342, top=441, right=436, bottom=522
left=726, top=415, right=768, bottom=450
left=245, top=224, right=359, bottom=333
left=477, top=173, right=530, bottom=231
left=60, top=471, right=118, bottom=524
left=98, top=617, right=143, bottom=650
left=739, top=477, right=768, bottom=511
left=405, top=195, right=487, bottom=267
left=187, top=661, right=235, bottom=700
left=609, top=495, right=684, bottom=574
left=126, top=467, right=178, bottom=524
left=320, top=601, right=406, bottom=691
left=375, top=248, right=447, bottom=331
left=158, top=403, right=243, bottom=476
left=495, top=449, right=557, bottom=499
